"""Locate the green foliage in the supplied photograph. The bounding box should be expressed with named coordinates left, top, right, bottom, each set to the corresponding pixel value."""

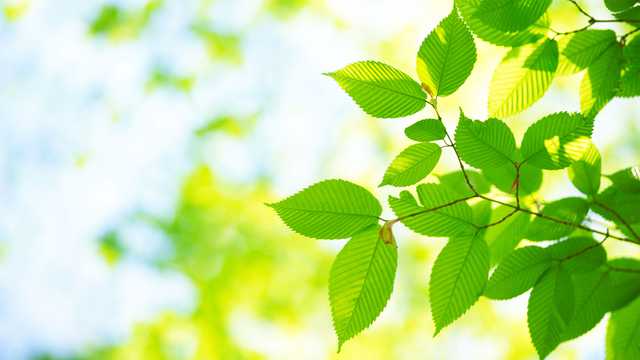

left=484, top=207, right=531, bottom=265
left=455, top=114, right=516, bottom=169
left=485, top=246, right=551, bottom=300
left=568, top=143, right=602, bottom=195
left=404, top=119, right=446, bottom=142
left=608, top=258, right=640, bottom=310
left=607, top=296, right=640, bottom=359
left=326, top=61, right=426, bottom=118
left=475, top=0, right=551, bottom=32
left=608, top=166, right=640, bottom=192
left=547, top=237, right=606, bottom=273
left=438, top=170, right=491, bottom=198
left=526, top=197, right=589, bottom=241
left=580, top=44, right=623, bottom=117
left=557, top=30, right=617, bottom=75
left=417, top=9, right=476, bottom=96
left=329, top=225, right=397, bottom=350
left=429, top=232, right=489, bottom=334
left=483, top=156, right=543, bottom=196
left=380, top=143, right=441, bottom=187
left=563, top=268, right=612, bottom=341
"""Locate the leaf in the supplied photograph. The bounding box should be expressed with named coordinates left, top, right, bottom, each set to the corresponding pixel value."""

left=404, top=119, right=446, bottom=142
left=568, top=143, right=601, bottom=196
left=388, top=185, right=476, bottom=237
left=606, top=296, right=640, bottom=360
left=474, top=0, right=551, bottom=32
left=580, top=43, right=623, bottom=118
left=548, top=236, right=606, bottom=273
left=527, top=265, right=575, bottom=359
left=455, top=114, right=516, bottom=169
left=269, top=179, right=382, bottom=239
left=562, top=269, right=612, bottom=341
left=557, top=30, right=617, bottom=75
left=613, top=5, right=640, bottom=27
left=472, top=200, right=493, bottom=227
left=619, top=35, right=640, bottom=97
left=485, top=206, right=531, bottom=265
left=326, top=61, right=426, bottom=118
left=430, top=232, right=489, bottom=334
left=608, top=258, right=640, bottom=311
left=525, top=197, right=589, bottom=241
left=483, top=151, right=543, bottom=196
left=380, top=143, right=442, bottom=187
left=605, top=0, right=639, bottom=12
left=485, top=246, right=551, bottom=300
left=438, top=169, right=491, bottom=198
left=593, top=186, right=640, bottom=224
left=329, top=225, right=397, bottom=350
left=417, top=9, right=476, bottom=96
left=608, top=166, right=640, bottom=193
left=455, top=0, right=545, bottom=47
left=488, top=39, right=558, bottom=117
left=520, top=112, right=594, bottom=170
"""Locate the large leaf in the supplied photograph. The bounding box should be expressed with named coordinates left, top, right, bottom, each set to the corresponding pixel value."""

left=455, top=0, right=545, bottom=47
left=606, top=296, right=640, bottom=360
left=430, top=232, right=489, bottom=334
left=485, top=206, right=531, bottom=265
left=455, top=114, right=516, bottom=169
left=380, top=143, right=441, bottom=187
left=388, top=186, right=476, bottom=237
left=417, top=9, right=476, bottom=96
left=326, top=61, right=426, bottom=118
left=548, top=236, right=606, bottom=273
left=562, top=269, right=612, bottom=341
left=269, top=179, right=382, bottom=239
left=488, top=39, right=558, bottom=117
left=329, top=225, right=397, bottom=350
left=557, top=30, right=617, bottom=75
left=580, top=43, right=623, bottom=118
left=528, top=265, right=575, bottom=359
left=474, top=0, right=551, bottom=32
left=525, top=197, right=589, bottom=241
left=520, top=112, right=594, bottom=170
left=608, top=258, right=640, bottom=311
left=608, top=166, right=640, bottom=193
left=404, top=119, right=446, bottom=142
left=485, top=246, right=551, bottom=300
left=568, top=143, right=601, bottom=196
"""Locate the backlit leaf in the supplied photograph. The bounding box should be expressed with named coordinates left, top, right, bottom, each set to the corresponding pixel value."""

left=380, top=143, right=441, bottom=187
left=525, top=197, right=589, bottom=241
left=474, top=0, right=551, bottom=32
left=455, top=113, right=516, bottom=169
left=568, top=143, right=601, bottom=196
left=485, top=246, right=551, bottom=299
left=405, top=119, right=446, bottom=142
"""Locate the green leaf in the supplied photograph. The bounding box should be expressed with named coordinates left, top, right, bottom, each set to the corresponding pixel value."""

left=613, top=5, right=640, bottom=27
left=593, top=186, right=640, bottom=224
left=455, top=0, right=545, bottom=47
left=606, top=296, right=640, bottom=360
left=608, top=166, right=640, bottom=193
left=557, top=30, right=617, bottom=75
left=417, top=9, right=476, bottom=96
left=548, top=236, right=606, bottom=273
left=388, top=185, right=476, bottom=237
left=438, top=169, right=491, bottom=198
left=527, top=265, right=574, bottom=359
left=485, top=206, right=531, bottom=265
left=455, top=114, right=516, bottom=169
left=380, top=143, right=441, bottom=187
left=619, top=35, right=640, bottom=97
left=485, top=246, right=551, bottom=300
left=404, top=119, right=446, bottom=142
left=562, top=268, right=612, bottom=341
left=520, top=112, right=594, bottom=170
left=580, top=43, right=623, bottom=118
left=525, top=197, right=589, bottom=241
left=608, top=258, right=640, bottom=311
left=483, top=152, right=543, bottom=196
left=329, top=225, right=397, bottom=350
left=474, top=0, right=551, bottom=32
left=326, top=61, right=426, bottom=118
left=472, top=200, right=493, bottom=227
left=269, top=179, right=382, bottom=239
left=605, top=0, right=639, bottom=12
left=568, top=143, right=601, bottom=195
left=430, top=232, right=489, bottom=334
left=489, top=39, right=558, bottom=117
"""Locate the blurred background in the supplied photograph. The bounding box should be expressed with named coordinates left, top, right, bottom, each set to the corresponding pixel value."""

left=0, top=0, right=639, bottom=359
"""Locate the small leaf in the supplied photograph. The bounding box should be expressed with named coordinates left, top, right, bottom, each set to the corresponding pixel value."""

left=606, top=296, right=640, bottom=360
left=580, top=43, right=623, bottom=118
left=326, top=61, right=426, bottom=118
left=269, top=179, right=381, bottom=239
left=489, top=39, right=558, bottom=117
left=525, top=197, right=589, bottom=241
left=438, top=169, right=491, bottom=198
left=562, top=268, right=612, bottom=341
left=485, top=246, right=551, bottom=300
left=330, top=225, right=397, bottom=350
left=527, top=265, right=574, bottom=359
left=548, top=236, right=606, bottom=273
left=608, top=166, right=640, bottom=193
left=485, top=206, right=531, bottom=265
left=557, top=30, right=617, bottom=75
left=455, top=113, right=516, bottom=169
left=380, top=143, right=442, bottom=187
left=568, top=143, right=601, bottom=195
left=608, top=258, right=640, bottom=311
left=417, top=9, right=477, bottom=96
left=430, top=232, right=490, bottom=334
left=404, top=119, right=446, bottom=142
left=474, top=0, right=551, bottom=32
left=520, top=112, right=594, bottom=170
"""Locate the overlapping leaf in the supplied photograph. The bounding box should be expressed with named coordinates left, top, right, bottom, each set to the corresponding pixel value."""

left=485, top=246, right=551, bottom=299
left=485, top=206, right=531, bottom=265
left=438, top=169, right=491, bottom=198
left=568, top=143, right=601, bottom=195
left=606, top=296, right=640, bottom=359
left=483, top=152, right=543, bottom=196
left=562, top=269, right=612, bottom=341
left=608, top=166, right=640, bottom=193
left=526, top=197, right=589, bottom=241
left=548, top=237, right=606, bottom=273
left=580, top=44, right=623, bottom=118
left=557, top=30, right=617, bottom=75
left=593, top=186, right=640, bottom=224
left=608, top=258, right=640, bottom=311
left=455, top=114, right=516, bottom=169
left=474, top=0, right=551, bottom=32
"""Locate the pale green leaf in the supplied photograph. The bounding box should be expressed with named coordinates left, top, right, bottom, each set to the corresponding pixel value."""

left=485, top=246, right=551, bottom=300
left=606, top=296, right=640, bottom=360
left=474, top=0, right=551, bottom=32
left=438, top=169, right=491, bottom=198
left=380, top=143, right=441, bottom=187
left=455, top=113, right=516, bottom=169
left=489, top=39, right=558, bottom=117
left=568, top=143, right=601, bottom=195
left=580, top=43, right=623, bottom=118
left=608, top=166, right=640, bottom=193
left=557, top=30, right=617, bottom=75
left=326, top=61, right=426, bottom=118
left=417, top=9, right=476, bottom=96
left=485, top=206, right=531, bottom=265
left=548, top=236, right=606, bottom=273
left=525, top=197, right=589, bottom=241
left=430, top=232, right=489, bottom=334
left=404, top=119, right=446, bottom=142
left=269, top=179, right=381, bottom=239
left=520, top=112, right=594, bottom=170
left=330, top=225, right=397, bottom=350
left=562, top=268, right=612, bottom=341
